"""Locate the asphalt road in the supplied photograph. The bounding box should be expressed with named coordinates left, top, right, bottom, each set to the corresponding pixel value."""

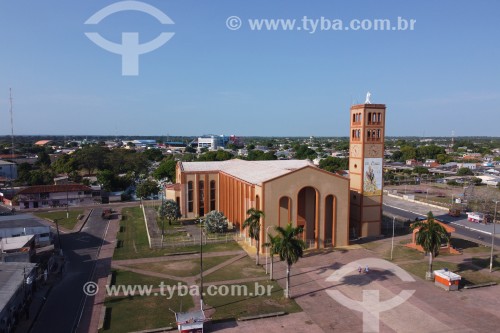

left=30, top=208, right=110, bottom=333
left=383, top=204, right=499, bottom=248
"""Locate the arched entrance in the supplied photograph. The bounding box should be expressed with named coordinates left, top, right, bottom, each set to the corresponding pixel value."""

left=324, top=195, right=337, bottom=247
left=297, top=187, right=318, bottom=247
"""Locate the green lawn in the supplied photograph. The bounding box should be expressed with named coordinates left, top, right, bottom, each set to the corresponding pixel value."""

left=103, top=293, right=193, bottom=332
left=103, top=269, right=190, bottom=332
left=203, top=255, right=267, bottom=283
left=384, top=245, right=425, bottom=262
left=400, top=259, right=500, bottom=286
left=449, top=238, right=492, bottom=254
left=114, top=207, right=243, bottom=260
left=33, top=209, right=84, bottom=230
left=128, top=255, right=236, bottom=278
left=111, top=269, right=182, bottom=288
left=205, top=280, right=301, bottom=320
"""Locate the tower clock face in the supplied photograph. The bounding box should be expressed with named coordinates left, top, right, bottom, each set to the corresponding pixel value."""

left=366, top=145, right=383, bottom=157
left=350, top=144, right=361, bottom=157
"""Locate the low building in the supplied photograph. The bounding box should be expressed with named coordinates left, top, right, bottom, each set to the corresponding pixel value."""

left=476, top=175, right=500, bottom=186
left=16, top=184, right=92, bottom=210
left=0, top=214, right=51, bottom=247
left=0, top=160, right=17, bottom=181
left=197, top=135, right=226, bottom=151
left=0, top=262, right=37, bottom=332
left=1, top=235, right=35, bottom=263
left=406, top=219, right=459, bottom=254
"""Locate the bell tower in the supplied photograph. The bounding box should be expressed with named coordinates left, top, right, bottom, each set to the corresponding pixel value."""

left=349, top=101, right=386, bottom=238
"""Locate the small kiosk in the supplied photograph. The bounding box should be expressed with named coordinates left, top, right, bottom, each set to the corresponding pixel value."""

left=175, top=309, right=205, bottom=333
left=433, top=269, right=461, bottom=291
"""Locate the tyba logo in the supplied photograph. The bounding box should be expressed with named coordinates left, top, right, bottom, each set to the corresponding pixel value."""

left=84, top=1, right=175, bottom=76
left=325, top=258, right=415, bottom=333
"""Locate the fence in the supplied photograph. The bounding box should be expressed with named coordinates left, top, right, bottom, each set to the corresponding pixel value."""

left=158, top=232, right=243, bottom=248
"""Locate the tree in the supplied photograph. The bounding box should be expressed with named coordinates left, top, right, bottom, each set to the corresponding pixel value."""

left=184, top=145, right=196, bottom=153
left=97, top=170, right=116, bottom=192
left=411, top=212, right=449, bottom=279
left=264, top=233, right=280, bottom=281
left=457, top=167, right=474, bottom=176
left=153, top=159, right=177, bottom=182
left=143, top=148, right=164, bottom=162
left=136, top=179, right=159, bottom=199
left=293, top=144, right=317, bottom=160
left=413, top=166, right=429, bottom=175
left=243, top=208, right=265, bottom=265
left=247, top=150, right=277, bottom=161
left=471, top=177, right=483, bottom=186
left=319, top=157, right=349, bottom=173
left=204, top=210, right=228, bottom=233
left=400, top=146, right=417, bottom=161
left=159, top=199, right=180, bottom=228
left=273, top=223, right=306, bottom=298
left=74, top=145, right=109, bottom=175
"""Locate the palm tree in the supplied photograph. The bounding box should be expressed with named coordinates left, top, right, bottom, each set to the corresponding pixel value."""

left=411, top=211, right=450, bottom=279
left=264, top=233, right=280, bottom=281
left=243, top=208, right=265, bottom=265
left=274, top=223, right=306, bottom=298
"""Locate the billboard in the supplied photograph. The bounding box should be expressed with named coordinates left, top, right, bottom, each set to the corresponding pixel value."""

left=363, top=158, right=383, bottom=196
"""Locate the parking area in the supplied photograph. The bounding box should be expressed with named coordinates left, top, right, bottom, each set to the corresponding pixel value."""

left=228, top=245, right=500, bottom=332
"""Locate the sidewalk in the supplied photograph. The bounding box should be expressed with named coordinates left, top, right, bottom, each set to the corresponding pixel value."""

left=76, top=211, right=121, bottom=333
left=14, top=254, right=66, bottom=333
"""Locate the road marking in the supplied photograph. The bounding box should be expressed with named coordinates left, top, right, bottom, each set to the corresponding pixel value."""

left=383, top=204, right=493, bottom=236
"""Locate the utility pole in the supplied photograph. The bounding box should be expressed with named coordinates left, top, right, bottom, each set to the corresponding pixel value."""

left=9, top=88, right=14, bottom=159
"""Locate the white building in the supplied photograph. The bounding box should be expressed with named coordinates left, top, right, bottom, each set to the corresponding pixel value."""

left=0, top=160, right=17, bottom=180
left=0, top=214, right=51, bottom=247
left=197, top=135, right=225, bottom=151
left=16, top=184, right=92, bottom=210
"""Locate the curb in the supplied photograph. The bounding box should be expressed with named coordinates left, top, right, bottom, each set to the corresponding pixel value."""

left=27, top=284, right=54, bottom=333
left=78, top=208, right=94, bottom=232
left=238, top=311, right=287, bottom=321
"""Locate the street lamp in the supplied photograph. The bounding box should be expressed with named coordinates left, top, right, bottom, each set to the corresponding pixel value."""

left=265, top=226, right=272, bottom=274
left=54, top=218, right=63, bottom=255
left=390, top=217, right=395, bottom=260
left=66, top=190, right=69, bottom=219
left=199, top=217, right=204, bottom=308
left=490, top=200, right=498, bottom=273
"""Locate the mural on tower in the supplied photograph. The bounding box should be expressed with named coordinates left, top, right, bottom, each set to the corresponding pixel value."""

left=363, top=158, right=383, bottom=196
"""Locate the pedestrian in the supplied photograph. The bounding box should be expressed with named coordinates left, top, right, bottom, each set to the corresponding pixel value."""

left=365, top=265, right=369, bottom=274
left=358, top=266, right=362, bottom=274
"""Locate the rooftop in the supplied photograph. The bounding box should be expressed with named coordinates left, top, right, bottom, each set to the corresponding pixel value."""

left=0, top=214, right=51, bottom=230
left=0, top=262, right=37, bottom=311
left=34, top=140, right=52, bottom=146
left=179, top=159, right=314, bottom=185
left=1, top=235, right=34, bottom=251
left=17, top=184, right=91, bottom=195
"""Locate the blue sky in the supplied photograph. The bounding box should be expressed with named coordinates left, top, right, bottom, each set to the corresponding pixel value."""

left=0, top=0, right=499, bottom=137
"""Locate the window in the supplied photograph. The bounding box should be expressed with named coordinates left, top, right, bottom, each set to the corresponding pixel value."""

left=187, top=181, right=193, bottom=213
left=210, top=180, right=216, bottom=211
left=199, top=180, right=205, bottom=216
